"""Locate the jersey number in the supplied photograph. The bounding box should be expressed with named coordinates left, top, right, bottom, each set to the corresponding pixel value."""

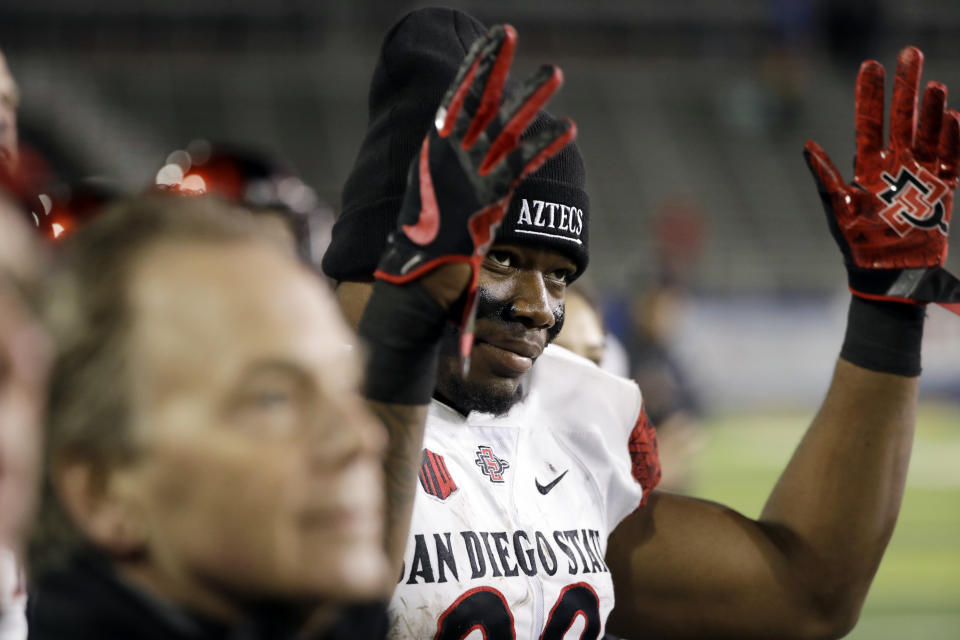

left=435, top=582, right=601, bottom=640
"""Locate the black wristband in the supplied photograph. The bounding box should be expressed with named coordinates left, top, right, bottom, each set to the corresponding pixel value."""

left=840, top=295, right=925, bottom=377
left=358, top=280, right=447, bottom=405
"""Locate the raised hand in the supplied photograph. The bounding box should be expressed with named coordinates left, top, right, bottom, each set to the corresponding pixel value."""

left=374, top=25, right=576, bottom=362
left=804, top=46, right=960, bottom=312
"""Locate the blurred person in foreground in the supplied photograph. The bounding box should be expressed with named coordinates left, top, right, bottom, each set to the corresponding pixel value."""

left=1, top=48, right=47, bottom=640
left=27, top=195, right=402, bottom=639
left=325, top=7, right=960, bottom=638
left=0, top=163, right=49, bottom=640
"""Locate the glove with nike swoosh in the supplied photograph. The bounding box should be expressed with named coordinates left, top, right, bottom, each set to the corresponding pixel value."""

left=804, top=46, right=960, bottom=314
left=374, top=24, right=577, bottom=365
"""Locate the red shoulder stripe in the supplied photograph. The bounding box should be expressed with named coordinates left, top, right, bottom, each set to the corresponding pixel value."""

left=628, top=406, right=661, bottom=507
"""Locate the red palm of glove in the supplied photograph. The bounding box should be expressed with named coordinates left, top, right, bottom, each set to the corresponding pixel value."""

left=805, top=47, right=960, bottom=274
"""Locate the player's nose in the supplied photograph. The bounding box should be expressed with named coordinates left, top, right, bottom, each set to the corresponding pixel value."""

left=509, top=269, right=555, bottom=330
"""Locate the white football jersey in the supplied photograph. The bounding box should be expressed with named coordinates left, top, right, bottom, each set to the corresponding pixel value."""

left=389, top=345, right=660, bottom=640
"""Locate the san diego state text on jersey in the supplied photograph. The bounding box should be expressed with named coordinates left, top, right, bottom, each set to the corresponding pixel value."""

left=401, top=527, right=609, bottom=585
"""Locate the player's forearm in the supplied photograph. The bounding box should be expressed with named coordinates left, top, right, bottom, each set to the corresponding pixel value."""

left=359, top=282, right=445, bottom=592
left=609, top=382, right=913, bottom=640
left=359, top=269, right=470, bottom=591
left=758, top=294, right=923, bottom=624
left=364, top=401, right=428, bottom=587
left=758, top=359, right=917, bottom=629
left=607, top=304, right=922, bottom=638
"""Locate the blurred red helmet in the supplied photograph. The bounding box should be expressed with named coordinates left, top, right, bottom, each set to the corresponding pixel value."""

left=154, top=140, right=329, bottom=266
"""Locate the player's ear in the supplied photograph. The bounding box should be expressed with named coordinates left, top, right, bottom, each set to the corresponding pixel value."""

left=54, top=458, right=148, bottom=556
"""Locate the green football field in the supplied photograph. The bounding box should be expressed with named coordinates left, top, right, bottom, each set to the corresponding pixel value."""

left=688, top=402, right=960, bottom=640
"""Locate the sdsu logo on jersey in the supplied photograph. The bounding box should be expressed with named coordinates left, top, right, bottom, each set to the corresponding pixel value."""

left=878, top=166, right=950, bottom=237
left=474, top=445, right=509, bottom=483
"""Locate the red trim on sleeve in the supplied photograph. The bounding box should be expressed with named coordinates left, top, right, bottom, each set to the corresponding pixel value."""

left=628, top=406, right=661, bottom=507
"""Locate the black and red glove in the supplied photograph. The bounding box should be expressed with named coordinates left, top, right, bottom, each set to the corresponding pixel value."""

left=374, top=24, right=576, bottom=365
left=804, top=46, right=960, bottom=314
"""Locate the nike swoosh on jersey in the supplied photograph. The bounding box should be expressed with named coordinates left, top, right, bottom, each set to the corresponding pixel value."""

left=402, top=137, right=440, bottom=245
left=535, top=469, right=569, bottom=495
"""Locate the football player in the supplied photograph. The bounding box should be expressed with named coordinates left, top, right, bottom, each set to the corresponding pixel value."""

left=324, top=8, right=960, bottom=638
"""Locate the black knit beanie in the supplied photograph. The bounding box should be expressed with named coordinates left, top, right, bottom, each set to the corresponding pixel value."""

left=495, top=114, right=589, bottom=276
left=322, top=7, right=589, bottom=282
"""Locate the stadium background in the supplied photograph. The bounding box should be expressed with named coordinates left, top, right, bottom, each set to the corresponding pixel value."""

left=1, top=1, right=957, bottom=637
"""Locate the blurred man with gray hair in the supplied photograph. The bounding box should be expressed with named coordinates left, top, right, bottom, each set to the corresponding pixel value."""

left=27, top=195, right=398, bottom=638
